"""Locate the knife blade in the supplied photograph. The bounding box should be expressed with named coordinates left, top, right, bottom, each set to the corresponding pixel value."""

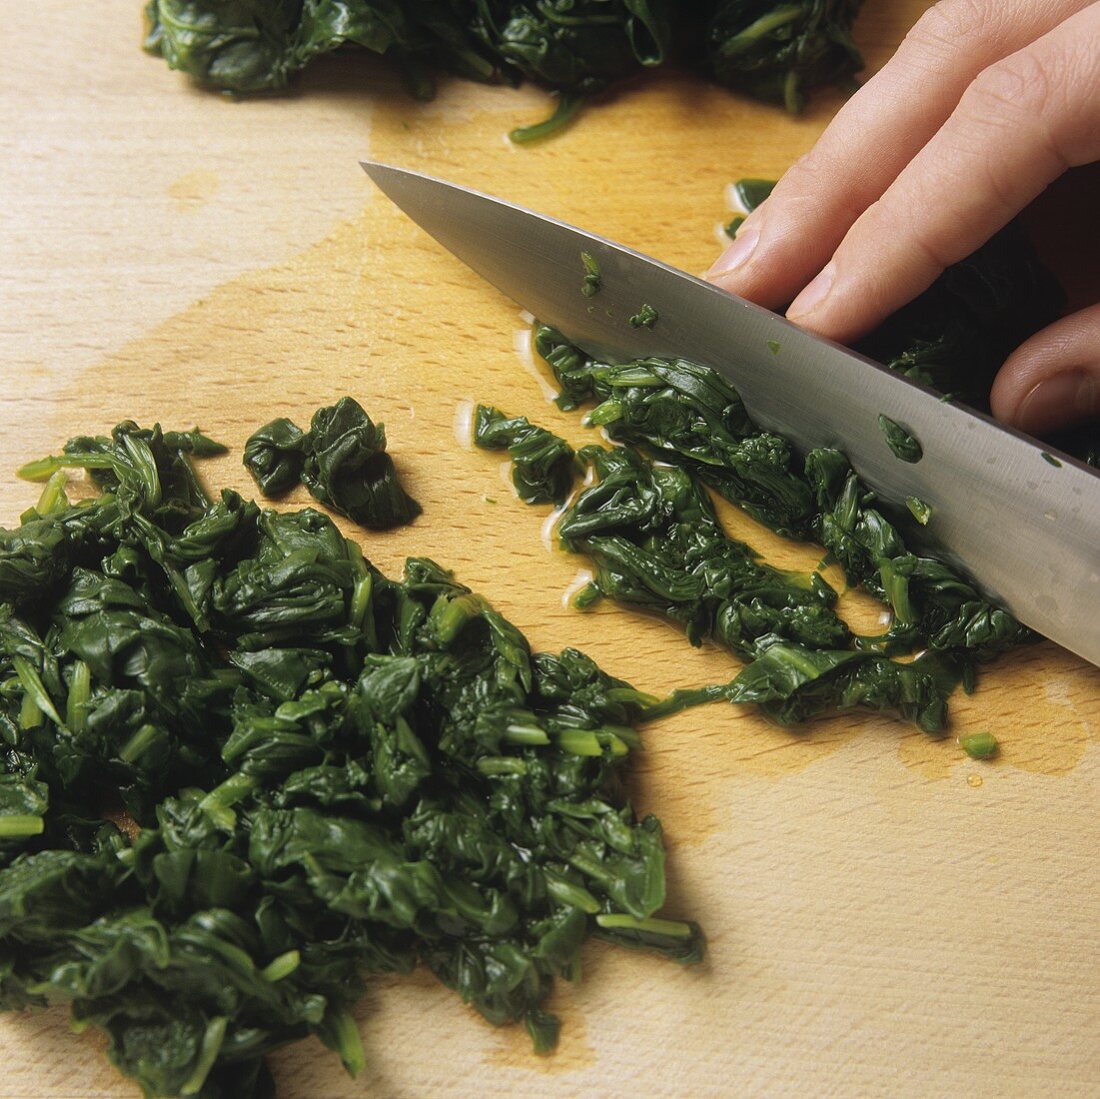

left=361, top=159, right=1100, bottom=669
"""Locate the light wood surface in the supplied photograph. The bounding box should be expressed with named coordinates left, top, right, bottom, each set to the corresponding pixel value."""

left=3, top=3, right=1099, bottom=1097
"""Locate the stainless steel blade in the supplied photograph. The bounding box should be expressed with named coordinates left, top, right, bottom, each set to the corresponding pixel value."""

left=361, top=159, right=1100, bottom=668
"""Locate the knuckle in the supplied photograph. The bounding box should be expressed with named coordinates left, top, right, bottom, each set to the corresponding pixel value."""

left=962, top=51, right=1070, bottom=169
left=903, top=0, right=990, bottom=61
left=782, top=151, right=830, bottom=196
left=781, top=152, right=869, bottom=224
left=966, top=52, right=1053, bottom=119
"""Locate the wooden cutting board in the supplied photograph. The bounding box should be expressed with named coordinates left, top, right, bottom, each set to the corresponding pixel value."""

left=3, top=3, right=1098, bottom=1096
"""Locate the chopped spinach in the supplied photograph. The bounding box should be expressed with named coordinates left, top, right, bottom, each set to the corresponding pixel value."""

left=557, top=445, right=849, bottom=656
left=143, top=1, right=866, bottom=126
left=473, top=405, right=577, bottom=505
left=702, top=1, right=864, bottom=114
left=877, top=414, right=923, bottom=464
left=525, top=323, right=1036, bottom=729
left=244, top=397, right=421, bottom=530
left=721, top=640, right=958, bottom=732
left=906, top=495, right=933, bottom=526
left=629, top=304, right=659, bottom=329
left=1, top=420, right=701, bottom=1096
left=242, top=417, right=308, bottom=496
left=536, top=324, right=816, bottom=538
left=580, top=251, right=602, bottom=298
left=960, top=731, right=998, bottom=759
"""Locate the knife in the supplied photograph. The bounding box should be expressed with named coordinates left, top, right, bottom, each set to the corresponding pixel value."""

left=360, top=160, right=1100, bottom=669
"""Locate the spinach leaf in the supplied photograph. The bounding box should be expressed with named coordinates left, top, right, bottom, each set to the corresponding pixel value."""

left=877, top=414, right=923, bottom=463
left=242, top=418, right=308, bottom=497
left=244, top=398, right=421, bottom=530
left=473, top=405, right=577, bottom=505
left=302, top=398, right=421, bottom=529
left=702, top=1, right=865, bottom=114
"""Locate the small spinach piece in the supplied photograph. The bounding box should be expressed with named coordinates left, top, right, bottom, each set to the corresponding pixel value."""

left=243, top=418, right=308, bottom=497
left=960, top=731, right=998, bottom=759
left=473, top=405, right=577, bottom=505
left=877, top=414, right=923, bottom=464
left=244, top=398, right=421, bottom=530
left=302, top=398, right=421, bottom=530
left=580, top=251, right=602, bottom=297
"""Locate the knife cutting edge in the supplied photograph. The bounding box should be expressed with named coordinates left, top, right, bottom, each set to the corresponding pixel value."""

left=360, top=159, right=1100, bottom=669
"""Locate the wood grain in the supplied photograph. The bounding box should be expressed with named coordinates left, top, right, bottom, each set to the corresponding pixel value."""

left=2, top=3, right=1098, bottom=1097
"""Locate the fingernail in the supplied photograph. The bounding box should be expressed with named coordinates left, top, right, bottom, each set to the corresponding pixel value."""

left=787, top=263, right=835, bottom=320
left=707, top=227, right=760, bottom=282
left=1017, top=371, right=1098, bottom=433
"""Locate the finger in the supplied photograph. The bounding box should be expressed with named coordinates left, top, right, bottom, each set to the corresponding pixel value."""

left=990, top=302, right=1100, bottom=435
left=786, top=1, right=1100, bottom=342
left=706, top=0, right=1092, bottom=310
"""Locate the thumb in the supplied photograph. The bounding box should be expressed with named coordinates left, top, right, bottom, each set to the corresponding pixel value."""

left=990, top=301, right=1100, bottom=436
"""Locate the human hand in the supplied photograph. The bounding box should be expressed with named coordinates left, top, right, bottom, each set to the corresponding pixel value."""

left=706, top=0, right=1100, bottom=437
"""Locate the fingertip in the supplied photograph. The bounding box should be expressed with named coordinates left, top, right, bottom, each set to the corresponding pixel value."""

left=999, top=371, right=1100, bottom=435
left=706, top=226, right=761, bottom=287
left=785, top=263, right=836, bottom=325
left=990, top=303, right=1100, bottom=433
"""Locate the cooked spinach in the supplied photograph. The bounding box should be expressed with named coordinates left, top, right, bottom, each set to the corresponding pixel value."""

left=960, top=731, right=998, bottom=759
left=877, top=414, right=923, bottom=464
left=244, top=397, right=421, bottom=530
left=521, top=322, right=1036, bottom=729
left=242, top=417, right=308, bottom=496
left=580, top=251, right=602, bottom=298
left=804, top=446, right=1030, bottom=657
left=537, top=325, right=816, bottom=538
left=557, top=445, right=849, bottom=655
left=905, top=495, right=932, bottom=526
left=629, top=304, right=659, bottom=329
left=702, top=0, right=864, bottom=113
left=143, top=1, right=866, bottom=129
left=1, top=420, right=701, bottom=1097
left=473, top=405, right=577, bottom=505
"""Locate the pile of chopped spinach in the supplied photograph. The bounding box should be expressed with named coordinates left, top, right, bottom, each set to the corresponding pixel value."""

left=477, top=206, right=1066, bottom=729
left=510, top=398, right=1018, bottom=732
left=143, top=1, right=868, bottom=135
left=0, top=420, right=701, bottom=1097
left=244, top=396, right=421, bottom=530
left=700, top=0, right=864, bottom=114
